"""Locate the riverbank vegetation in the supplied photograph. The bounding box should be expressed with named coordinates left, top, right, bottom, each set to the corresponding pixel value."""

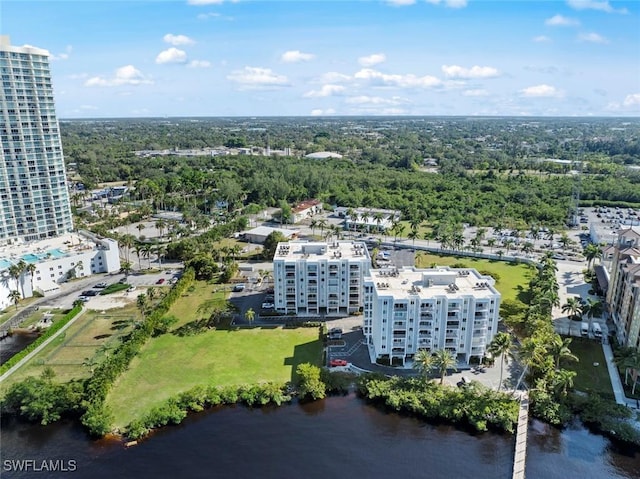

left=357, top=374, right=519, bottom=433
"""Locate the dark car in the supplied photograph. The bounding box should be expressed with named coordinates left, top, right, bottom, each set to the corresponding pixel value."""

left=156, top=278, right=165, bottom=285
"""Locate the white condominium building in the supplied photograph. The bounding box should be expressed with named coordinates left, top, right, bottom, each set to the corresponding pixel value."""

left=0, top=36, right=73, bottom=242
left=606, top=228, right=640, bottom=349
left=273, top=241, right=370, bottom=316
left=364, top=267, right=501, bottom=367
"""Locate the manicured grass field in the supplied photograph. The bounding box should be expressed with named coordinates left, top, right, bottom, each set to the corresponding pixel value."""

left=0, top=306, right=136, bottom=393
left=562, top=337, right=614, bottom=400
left=106, top=326, right=322, bottom=427
left=414, top=252, right=534, bottom=305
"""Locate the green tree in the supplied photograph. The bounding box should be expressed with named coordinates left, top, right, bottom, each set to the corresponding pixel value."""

left=413, top=349, right=434, bottom=383
left=433, top=349, right=457, bottom=385
left=561, top=297, right=583, bottom=321
left=548, top=335, right=578, bottom=369
left=8, top=289, right=21, bottom=310
left=296, top=363, right=326, bottom=400
left=245, top=307, right=255, bottom=326
left=488, top=332, right=512, bottom=391
left=584, top=243, right=603, bottom=270
left=262, top=231, right=288, bottom=260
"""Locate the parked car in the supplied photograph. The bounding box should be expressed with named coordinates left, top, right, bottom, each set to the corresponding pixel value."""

left=261, top=302, right=274, bottom=309
left=77, top=296, right=90, bottom=302
left=82, top=290, right=99, bottom=296
left=328, top=327, right=343, bottom=340
left=156, top=278, right=165, bottom=284
left=232, top=283, right=246, bottom=292
left=329, top=359, right=348, bottom=367
left=94, top=282, right=108, bottom=288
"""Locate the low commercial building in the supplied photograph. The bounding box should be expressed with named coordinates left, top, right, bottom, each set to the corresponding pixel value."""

left=606, top=228, right=640, bottom=349
left=292, top=199, right=322, bottom=223
left=0, top=231, right=120, bottom=310
left=243, top=226, right=298, bottom=244
left=273, top=241, right=370, bottom=316
left=364, top=267, right=501, bottom=367
left=334, top=207, right=401, bottom=233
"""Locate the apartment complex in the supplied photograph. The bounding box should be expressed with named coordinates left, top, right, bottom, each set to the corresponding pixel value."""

left=273, top=241, right=370, bottom=316
left=606, top=227, right=640, bottom=349
left=0, top=35, right=73, bottom=243
left=364, top=267, right=501, bottom=367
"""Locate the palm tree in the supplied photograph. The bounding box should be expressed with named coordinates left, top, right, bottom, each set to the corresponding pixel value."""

left=120, top=261, right=133, bottom=280
left=581, top=297, right=603, bottom=321
left=558, top=232, right=571, bottom=251
left=408, top=229, right=419, bottom=247
left=488, top=332, right=512, bottom=391
left=548, top=335, right=578, bottom=369
left=584, top=243, right=602, bottom=269
left=413, top=349, right=434, bottom=383
left=8, top=264, right=21, bottom=295
left=521, top=241, right=534, bottom=256
left=616, top=349, right=640, bottom=395
left=136, top=223, right=146, bottom=239
left=552, top=369, right=576, bottom=397
left=487, top=238, right=497, bottom=252
left=8, top=290, right=21, bottom=310
left=309, top=218, right=318, bottom=236
left=245, top=307, right=256, bottom=326
left=26, top=262, right=37, bottom=293
left=318, top=219, right=327, bottom=237
left=374, top=212, right=385, bottom=233
left=392, top=223, right=406, bottom=245
left=561, top=297, right=583, bottom=321
left=136, top=293, right=149, bottom=321
left=433, top=349, right=457, bottom=385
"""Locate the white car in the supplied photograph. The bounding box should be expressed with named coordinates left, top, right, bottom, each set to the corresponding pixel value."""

left=262, top=302, right=274, bottom=309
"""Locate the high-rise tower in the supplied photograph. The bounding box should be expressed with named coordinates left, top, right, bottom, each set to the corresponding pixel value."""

left=0, top=35, right=73, bottom=242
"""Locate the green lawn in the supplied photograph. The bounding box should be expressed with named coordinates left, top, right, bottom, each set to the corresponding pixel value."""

left=562, top=337, right=614, bottom=400
left=105, top=327, right=322, bottom=427
left=165, top=281, right=228, bottom=329
left=414, top=252, right=534, bottom=304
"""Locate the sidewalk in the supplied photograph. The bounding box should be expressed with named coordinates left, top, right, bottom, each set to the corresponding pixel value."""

left=602, top=342, right=640, bottom=411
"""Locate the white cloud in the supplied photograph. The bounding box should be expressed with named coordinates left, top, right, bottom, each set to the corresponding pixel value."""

left=79, top=105, right=98, bottom=110
left=310, top=108, right=336, bottom=116
left=441, top=65, right=500, bottom=79
left=156, top=47, right=188, bottom=64
left=578, top=32, right=609, bottom=44
left=533, top=35, right=551, bottom=43
left=163, top=34, right=195, bottom=46
left=84, top=65, right=153, bottom=87
left=358, top=53, right=386, bottom=67
left=385, top=0, right=416, bottom=6
left=187, top=0, right=225, bottom=5
left=197, top=12, right=221, bottom=19
left=623, top=93, right=640, bottom=107
left=545, top=14, right=580, bottom=26
left=319, top=72, right=352, bottom=83
left=567, top=0, right=627, bottom=14
left=303, top=84, right=346, bottom=98
left=187, top=60, right=211, bottom=68
left=520, top=84, right=563, bottom=98
left=425, top=0, right=468, bottom=8
left=354, top=68, right=441, bottom=88
left=227, top=66, right=289, bottom=89
left=50, top=45, right=72, bottom=61
left=345, top=95, right=406, bottom=105
left=281, top=50, right=315, bottom=63
left=462, top=89, right=489, bottom=97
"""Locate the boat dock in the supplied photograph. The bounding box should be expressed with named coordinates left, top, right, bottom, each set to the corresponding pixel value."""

left=512, top=392, right=529, bottom=479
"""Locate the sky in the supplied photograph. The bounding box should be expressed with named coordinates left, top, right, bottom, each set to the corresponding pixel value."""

left=2, top=0, right=640, bottom=118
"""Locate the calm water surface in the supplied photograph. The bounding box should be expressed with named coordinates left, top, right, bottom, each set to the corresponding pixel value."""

left=2, top=394, right=639, bottom=479
left=1, top=331, right=39, bottom=364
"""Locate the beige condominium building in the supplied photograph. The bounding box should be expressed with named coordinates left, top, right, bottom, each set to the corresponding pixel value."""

left=364, top=267, right=501, bottom=367
left=606, top=227, right=640, bottom=349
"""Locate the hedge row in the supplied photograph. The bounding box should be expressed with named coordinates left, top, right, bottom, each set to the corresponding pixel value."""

left=127, top=382, right=290, bottom=440
left=81, top=269, right=196, bottom=435
left=0, top=305, right=83, bottom=376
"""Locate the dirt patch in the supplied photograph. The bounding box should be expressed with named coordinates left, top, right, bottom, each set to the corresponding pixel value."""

left=86, top=291, right=137, bottom=310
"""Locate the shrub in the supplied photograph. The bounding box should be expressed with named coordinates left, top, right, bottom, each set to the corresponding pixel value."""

left=100, top=283, right=130, bottom=295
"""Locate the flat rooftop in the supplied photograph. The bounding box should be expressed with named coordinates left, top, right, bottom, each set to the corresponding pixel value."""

left=368, top=266, right=499, bottom=300
left=0, top=232, right=110, bottom=271
left=275, top=241, right=370, bottom=261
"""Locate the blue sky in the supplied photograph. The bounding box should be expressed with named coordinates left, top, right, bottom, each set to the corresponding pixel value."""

left=3, top=0, right=639, bottom=117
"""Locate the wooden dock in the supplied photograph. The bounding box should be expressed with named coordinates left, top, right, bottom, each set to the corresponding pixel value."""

left=512, top=392, right=529, bottom=479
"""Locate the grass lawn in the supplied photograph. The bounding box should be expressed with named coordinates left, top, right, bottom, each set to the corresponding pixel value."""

left=0, top=305, right=136, bottom=394
left=562, top=337, right=614, bottom=400
left=165, top=280, right=229, bottom=329
left=414, top=252, right=534, bottom=305
left=106, top=326, right=322, bottom=427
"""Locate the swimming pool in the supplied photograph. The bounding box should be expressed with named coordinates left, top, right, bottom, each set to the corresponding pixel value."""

left=0, top=259, right=12, bottom=270
left=47, top=248, right=67, bottom=259
left=21, top=253, right=41, bottom=263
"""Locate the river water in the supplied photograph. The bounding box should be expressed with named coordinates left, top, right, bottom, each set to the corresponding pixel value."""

left=0, top=331, right=39, bottom=365
left=1, top=394, right=639, bottom=479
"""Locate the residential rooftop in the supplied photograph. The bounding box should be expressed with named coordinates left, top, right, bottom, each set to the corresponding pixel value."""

left=274, top=241, right=369, bottom=260
left=367, top=266, right=499, bottom=300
